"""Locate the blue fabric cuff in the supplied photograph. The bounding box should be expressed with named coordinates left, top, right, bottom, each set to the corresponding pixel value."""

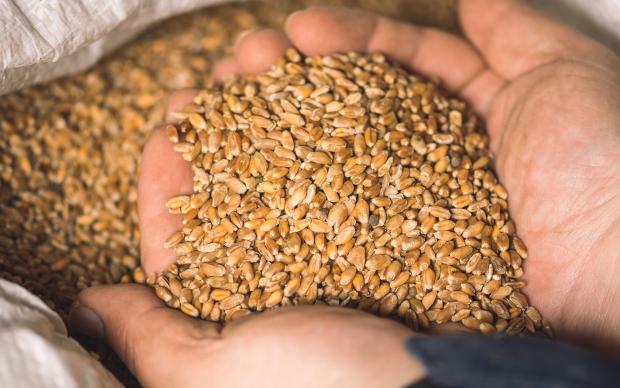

left=405, top=334, right=620, bottom=388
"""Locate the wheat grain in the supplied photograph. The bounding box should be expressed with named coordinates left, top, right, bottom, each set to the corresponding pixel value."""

left=151, top=49, right=547, bottom=337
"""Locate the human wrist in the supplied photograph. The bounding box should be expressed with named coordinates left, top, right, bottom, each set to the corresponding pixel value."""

left=350, top=326, right=426, bottom=388
left=384, top=336, right=427, bottom=388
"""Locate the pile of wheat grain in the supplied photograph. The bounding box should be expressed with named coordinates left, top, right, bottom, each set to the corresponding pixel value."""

left=153, top=49, right=550, bottom=336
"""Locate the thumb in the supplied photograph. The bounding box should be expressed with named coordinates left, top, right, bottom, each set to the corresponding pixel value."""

left=69, top=284, right=221, bottom=384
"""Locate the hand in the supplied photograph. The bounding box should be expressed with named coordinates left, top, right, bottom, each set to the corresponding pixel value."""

left=69, top=0, right=620, bottom=385
left=69, top=32, right=424, bottom=388
left=70, top=285, right=423, bottom=387
left=256, top=0, right=620, bottom=352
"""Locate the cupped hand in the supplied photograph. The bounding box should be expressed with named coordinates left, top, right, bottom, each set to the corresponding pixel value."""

left=250, top=0, right=620, bottom=352
left=70, top=0, right=620, bottom=385
left=69, top=29, right=425, bottom=388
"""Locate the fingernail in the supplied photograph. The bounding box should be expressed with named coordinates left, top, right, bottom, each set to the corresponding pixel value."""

left=234, top=28, right=257, bottom=50
left=69, top=303, right=104, bottom=339
left=284, top=10, right=302, bottom=33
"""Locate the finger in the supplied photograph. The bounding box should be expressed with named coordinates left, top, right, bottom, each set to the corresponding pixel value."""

left=139, top=90, right=196, bottom=274
left=234, top=28, right=291, bottom=74
left=460, top=0, right=613, bottom=79
left=211, top=56, right=241, bottom=83
left=69, top=285, right=221, bottom=385
left=284, top=6, right=503, bottom=113
left=165, top=88, right=198, bottom=123
left=139, top=128, right=192, bottom=274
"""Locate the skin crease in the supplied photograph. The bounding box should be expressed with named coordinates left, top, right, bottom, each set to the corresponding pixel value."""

left=69, top=1, right=620, bottom=387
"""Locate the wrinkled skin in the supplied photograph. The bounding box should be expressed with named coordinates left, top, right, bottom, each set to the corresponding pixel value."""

left=70, top=1, right=620, bottom=387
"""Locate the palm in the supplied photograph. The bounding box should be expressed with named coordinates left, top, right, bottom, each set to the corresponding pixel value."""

left=481, top=62, right=620, bottom=338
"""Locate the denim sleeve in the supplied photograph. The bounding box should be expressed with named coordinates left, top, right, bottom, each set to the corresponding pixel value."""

left=404, top=335, right=620, bottom=388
